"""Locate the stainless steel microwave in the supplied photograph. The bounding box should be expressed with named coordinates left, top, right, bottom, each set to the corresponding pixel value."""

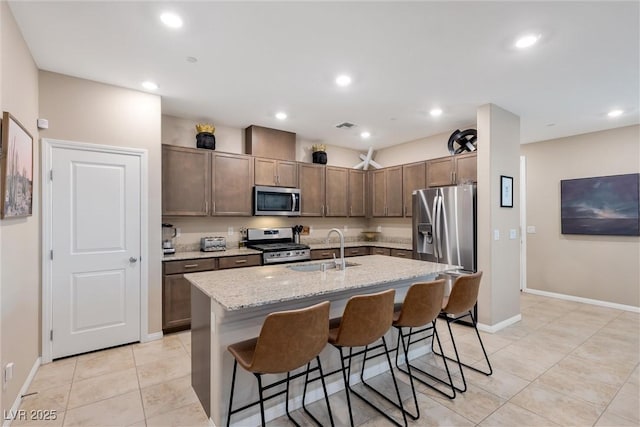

left=254, top=186, right=301, bottom=216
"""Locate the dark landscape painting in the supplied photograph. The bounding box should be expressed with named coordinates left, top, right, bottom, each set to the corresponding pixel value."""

left=561, top=174, right=640, bottom=236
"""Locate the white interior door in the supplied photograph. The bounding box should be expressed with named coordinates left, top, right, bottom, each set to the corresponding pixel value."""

left=51, top=146, right=141, bottom=359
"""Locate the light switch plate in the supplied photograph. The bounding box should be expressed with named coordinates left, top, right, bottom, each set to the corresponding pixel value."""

left=509, top=229, right=517, bottom=239
left=493, top=229, right=500, bottom=241
left=376, top=225, right=382, bottom=232
left=228, top=227, right=234, bottom=236
left=526, top=226, right=536, bottom=234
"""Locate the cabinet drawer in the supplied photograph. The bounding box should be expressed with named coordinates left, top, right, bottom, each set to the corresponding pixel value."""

left=218, top=254, right=262, bottom=270
left=164, top=258, right=217, bottom=275
left=310, top=248, right=340, bottom=260
left=369, top=247, right=391, bottom=256
left=345, top=247, right=367, bottom=257
left=390, top=249, right=413, bottom=259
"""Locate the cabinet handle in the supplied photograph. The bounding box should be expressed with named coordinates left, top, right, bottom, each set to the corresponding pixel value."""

left=350, top=206, right=352, bottom=216
left=205, top=201, right=208, bottom=213
left=274, top=175, right=277, bottom=185
left=235, top=259, right=248, bottom=264
left=321, top=252, right=331, bottom=256
left=326, top=205, right=329, bottom=215
left=213, top=201, right=216, bottom=212
left=184, top=264, right=199, bottom=268
left=396, top=253, right=406, bottom=257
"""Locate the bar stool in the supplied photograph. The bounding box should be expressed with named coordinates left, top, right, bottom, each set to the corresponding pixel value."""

left=328, top=289, right=408, bottom=427
left=226, top=301, right=334, bottom=427
left=393, top=279, right=456, bottom=419
left=433, top=271, right=492, bottom=393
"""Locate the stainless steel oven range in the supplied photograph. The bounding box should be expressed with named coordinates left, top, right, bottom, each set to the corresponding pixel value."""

left=246, top=227, right=310, bottom=264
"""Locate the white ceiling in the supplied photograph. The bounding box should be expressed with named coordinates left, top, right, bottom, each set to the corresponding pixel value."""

left=8, top=1, right=640, bottom=150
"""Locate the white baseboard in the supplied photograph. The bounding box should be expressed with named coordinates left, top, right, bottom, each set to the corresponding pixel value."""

left=524, top=288, right=640, bottom=313
left=141, top=331, right=163, bottom=343
left=2, top=357, right=41, bottom=427
left=477, top=314, right=522, bottom=333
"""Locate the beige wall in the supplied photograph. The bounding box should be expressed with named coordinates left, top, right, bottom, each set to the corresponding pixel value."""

left=521, top=125, right=640, bottom=307
left=39, top=71, right=163, bottom=334
left=0, top=1, right=40, bottom=414
left=477, top=104, right=521, bottom=326
left=162, top=114, right=362, bottom=167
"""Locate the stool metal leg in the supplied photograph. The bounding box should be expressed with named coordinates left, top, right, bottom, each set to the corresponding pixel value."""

left=302, top=357, right=335, bottom=427
left=338, top=347, right=356, bottom=427
left=226, top=360, right=238, bottom=427
left=256, top=374, right=267, bottom=427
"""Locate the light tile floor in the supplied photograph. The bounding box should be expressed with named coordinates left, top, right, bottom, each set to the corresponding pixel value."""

left=12, top=293, right=639, bottom=426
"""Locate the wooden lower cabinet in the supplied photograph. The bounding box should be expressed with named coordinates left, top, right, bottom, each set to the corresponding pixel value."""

left=218, top=254, right=262, bottom=270
left=344, top=247, right=368, bottom=257
left=369, top=247, right=391, bottom=256
left=310, top=248, right=340, bottom=260
left=390, top=249, right=413, bottom=258
left=163, top=274, right=192, bottom=332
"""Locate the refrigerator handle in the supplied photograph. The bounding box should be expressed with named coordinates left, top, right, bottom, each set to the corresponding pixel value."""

left=435, top=194, right=443, bottom=260
left=431, top=194, right=439, bottom=258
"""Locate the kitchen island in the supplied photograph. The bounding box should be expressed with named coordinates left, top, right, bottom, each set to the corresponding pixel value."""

left=186, top=255, right=457, bottom=426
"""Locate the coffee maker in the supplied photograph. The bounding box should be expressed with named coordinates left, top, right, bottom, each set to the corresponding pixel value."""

left=162, top=223, right=177, bottom=255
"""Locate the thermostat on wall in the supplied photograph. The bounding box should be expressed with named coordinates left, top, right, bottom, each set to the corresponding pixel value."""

left=37, top=118, right=49, bottom=129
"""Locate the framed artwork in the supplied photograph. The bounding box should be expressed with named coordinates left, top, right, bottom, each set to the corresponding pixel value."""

left=500, top=175, right=513, bottom=208
left=1, top=112, right=34, bottom=218
left=561, top=173, right=640, bottom=236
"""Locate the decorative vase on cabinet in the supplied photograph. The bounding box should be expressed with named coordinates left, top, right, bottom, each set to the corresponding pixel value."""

left=196, top=123, right=216, bottom=150
left=312, top=143, right=327, bottom=164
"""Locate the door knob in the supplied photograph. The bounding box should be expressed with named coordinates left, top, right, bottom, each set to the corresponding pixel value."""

left=129, top=257, right=138, bottom=263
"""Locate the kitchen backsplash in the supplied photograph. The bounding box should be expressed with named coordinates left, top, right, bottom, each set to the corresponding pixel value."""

left=163, top=216, right=412, bottom=251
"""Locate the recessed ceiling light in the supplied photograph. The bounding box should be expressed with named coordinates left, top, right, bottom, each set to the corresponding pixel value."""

left=160, top=12, right=183, bottom=29
left=186, top=56, right=198, bottom=63
left=335, top=75, right=352, bottom=87
left=141, top=81, right=158, bottom=90
left=275, top=112, right=287, bottom=120
left=360, top=131, right=371, bottom=139
left=515, top=34, right=540, bottom=49
left=607, top=109, right=624, bottom=117
left=430, top=108, right=443, bottom=117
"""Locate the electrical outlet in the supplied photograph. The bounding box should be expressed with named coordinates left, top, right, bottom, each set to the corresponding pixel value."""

left=175, top=228, right=181, bottom=238
left=493, top=229, right=500, bottom=241
left=527, top=225, right=536, bottom=234
left=509, top=229, right=517, bottom=240
left=228, top=227, right=234, bottom=236
left=3, top=362, right=14, bottom=390
left=376, top=225, right=382, bottom=232
left=343, top=225, right=348, bottom=232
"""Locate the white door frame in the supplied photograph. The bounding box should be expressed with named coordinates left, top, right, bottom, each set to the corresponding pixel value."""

left=41, top=138, right=149, bottom=364
left=520, top=155, right=527, bottom=291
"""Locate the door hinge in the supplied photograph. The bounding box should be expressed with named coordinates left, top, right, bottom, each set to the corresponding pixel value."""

left=50, top=250, right=53, bottom=260
left=50, top=330, right=53, bottom=341
left=50, top=169, right=53, bottom=181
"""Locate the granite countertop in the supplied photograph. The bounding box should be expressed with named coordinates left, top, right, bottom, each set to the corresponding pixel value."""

left=163, top=248, right=262, bottom=261
left=163, top=241, right=411, bottom=261
left=308, top=241, right=412, bottom=250
left=185, top=255, right=457, bottom=311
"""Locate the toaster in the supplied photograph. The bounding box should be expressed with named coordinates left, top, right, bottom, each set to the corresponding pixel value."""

left=200, top=236, right=226, bottom=252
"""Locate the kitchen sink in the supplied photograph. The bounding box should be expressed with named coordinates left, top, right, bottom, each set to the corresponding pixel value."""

left=287, top=261, right=360, bottom=272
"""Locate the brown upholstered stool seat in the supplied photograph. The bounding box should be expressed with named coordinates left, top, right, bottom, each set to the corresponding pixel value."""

left=226, top=301, right=334, bottom=427
left=391, top=279, right=455, bottom=416
left=433, top=271, right=493, bottom=393
left=327, top=289, right=407, bottom=427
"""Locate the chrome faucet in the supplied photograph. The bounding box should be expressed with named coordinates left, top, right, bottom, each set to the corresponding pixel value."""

left=327, top=228, right=346, bottom=270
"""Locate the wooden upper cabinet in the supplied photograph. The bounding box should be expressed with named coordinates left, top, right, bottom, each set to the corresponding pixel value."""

left=325, top=167, right=348, bottom=217
left=371, top=166, right=403, bottom=217
left=245, top=125, right=296, bottom=161
left=162, top=145, right=210, bottom=216
left=426, top=157, right=454, bottom=187
left=299, top=163, right=325, bottom=216
left=254, top=157, right=298, bottom=187
left=212, top=153, right=254, bottom=216
left=348, top=170, right=366, bottom=217
left=426, top=152, right=477, bottom=187
left=454, top=152, right=477, bottom=184
left=402, top=162, right=426, bottom=217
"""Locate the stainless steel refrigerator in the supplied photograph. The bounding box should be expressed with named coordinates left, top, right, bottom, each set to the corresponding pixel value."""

left=412, top=184, right=476, bottom=273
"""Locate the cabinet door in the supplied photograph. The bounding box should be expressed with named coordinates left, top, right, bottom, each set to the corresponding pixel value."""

left=455, top=152, right=477, bottom=184
left=344, top=247, right=367, bottom=257
left=348, top=170, right=366, bottom=217
left=310, top=248, right=340, bottom=260
left=299, top=163, right=325, bottom=216
left=325, top=167, right=348, bottom=217
left=218, top=254, right=262, bottom=270
left=254, top=157, right=277, bottom=186
left=212, top=153, right=254, bottom=216
left=402, top=162, right=426, bottom=217
left=427, top=157, right=454, bottom=187
left=245, top=125, right=296, bottom=161
left=276, top=161, right=298, bottom=188
left=163, top=274, right=191, bottom=331
left=162, top=145, right=210, bottom=216
left=371, top=170, right=387, bottom=217
left=386, top=166, right=404, bottom=217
